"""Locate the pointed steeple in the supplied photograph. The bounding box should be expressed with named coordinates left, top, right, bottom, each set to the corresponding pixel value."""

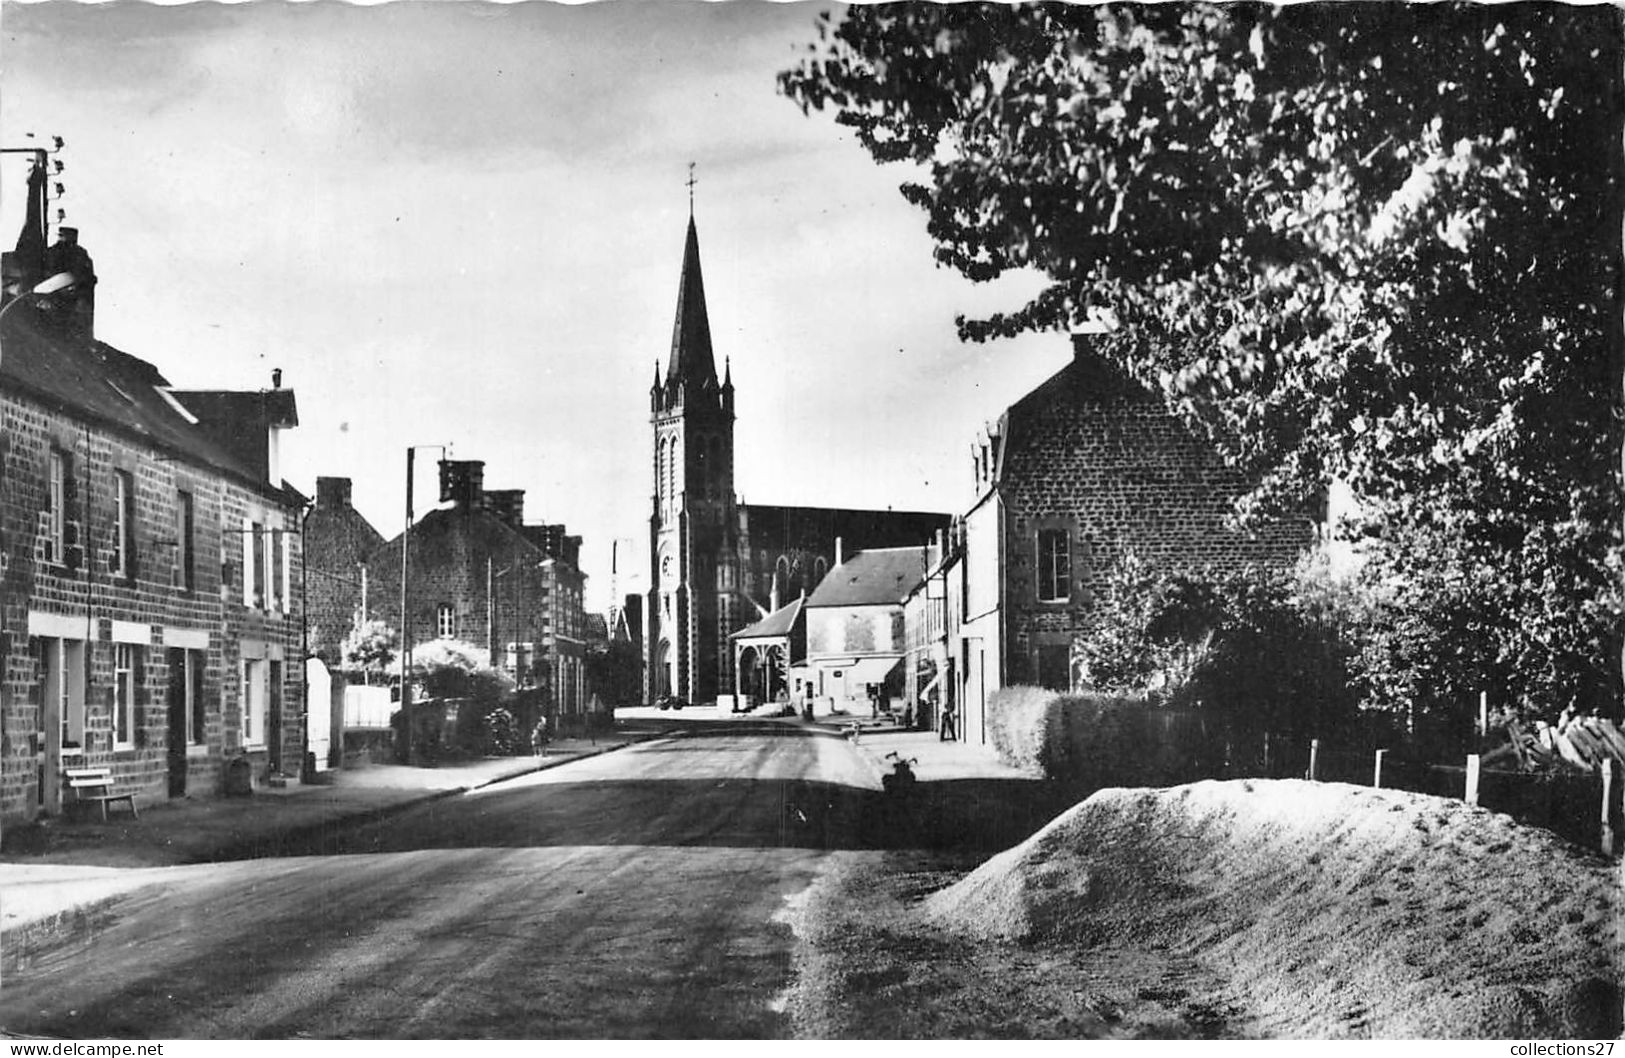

left=667, top=216, right=718, bottom=388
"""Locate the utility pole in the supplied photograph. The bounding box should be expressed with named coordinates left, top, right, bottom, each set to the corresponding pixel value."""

left=399, top=443, right=446, bottom=764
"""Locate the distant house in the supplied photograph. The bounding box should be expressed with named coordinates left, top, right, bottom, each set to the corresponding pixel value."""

left=302, top=476, right=385, bottom=668
left=945, top=333, right=1315, bottom=746
left=804, top=543, right=931, bottom=714
left=1, top=225, right=306, bottom=824
left=363, top=460, right=590, bottom=725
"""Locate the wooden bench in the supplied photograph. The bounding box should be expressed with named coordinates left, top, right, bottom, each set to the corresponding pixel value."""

left=64, top=767, right=138, bottom=822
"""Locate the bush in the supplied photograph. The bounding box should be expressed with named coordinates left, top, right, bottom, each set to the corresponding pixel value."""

left=1075, top=553, right=1357, bottom=738
left=988, top=685, right=1220, bottom=787
left=987, top=685, right=1063, bottom=775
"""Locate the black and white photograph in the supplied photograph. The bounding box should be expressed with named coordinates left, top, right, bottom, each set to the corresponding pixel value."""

left=0, top=0, right=1620, bottom=1041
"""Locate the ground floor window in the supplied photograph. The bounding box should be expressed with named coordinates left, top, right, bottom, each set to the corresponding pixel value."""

left=38, top=637, right=87, bottom=749
left=241, top=658, right=266, bottom=746
left=114, top=644, right=140, bottom=748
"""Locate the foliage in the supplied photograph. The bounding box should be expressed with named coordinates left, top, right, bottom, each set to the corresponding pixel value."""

left=1074, top=553, right=1356, bottom=736
left=408, top=639, right=515, bottom=705
left=987, top=684, right=1217, bottom=785
left=782, top=3, right=1624, bottom=722
left=480, top=707, right=525, bottom=756
left=986, top=684, right=1063, bottom=775
left=340, top=617, right=397, bottom=684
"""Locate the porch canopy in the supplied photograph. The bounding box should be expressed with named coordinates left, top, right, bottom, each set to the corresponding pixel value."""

left=835, top=655, right=901, bottom=687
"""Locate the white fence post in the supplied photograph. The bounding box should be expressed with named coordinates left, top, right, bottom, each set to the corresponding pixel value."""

left=1374, top=748, right=1386, bottom=789
left=1465, top=753, right=1481, bottom=806
left=1307, top=738, right=1321, bottom=782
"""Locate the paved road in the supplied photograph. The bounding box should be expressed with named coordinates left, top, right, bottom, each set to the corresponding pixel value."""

left=1, top=727, right=880, bottom=1039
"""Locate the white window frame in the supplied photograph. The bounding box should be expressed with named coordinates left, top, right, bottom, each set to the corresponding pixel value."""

left=241, top=517, right=255, bottom=607
left=113, top=470, right=132, bottom=576
left=42, top=637, right=88, bottom=749
left=280, top=530, right=293, bottom=614
left=241, top=658, right=265, bottom=747
left=1036, top=529, right=1072, bottom=604
left=114, top=643, right=138, bottom=749
left=437, top=604, right=456, bottom=639
left=47, top=450, right=65, bottom=564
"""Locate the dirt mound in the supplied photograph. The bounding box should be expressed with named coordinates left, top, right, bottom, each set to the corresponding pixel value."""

left=922, top=779, right=1621, bottom=1038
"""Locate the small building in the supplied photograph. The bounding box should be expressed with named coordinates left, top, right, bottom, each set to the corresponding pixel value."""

left=946, top=332, right=1314, bottom=745
left=804, top=543, right=931, bottom=715
left=729, top=593, right=806, bottom=709
left=1, top=220, right=305, bottom=825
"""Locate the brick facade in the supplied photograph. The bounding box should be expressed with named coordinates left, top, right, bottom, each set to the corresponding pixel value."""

left=303, top=476, right=384, bottom=666
left=1, top=303, right=305, bottom=825
left=362, top=468, right=590, bottom=721
left=942, top=335, right=1314, bottom=743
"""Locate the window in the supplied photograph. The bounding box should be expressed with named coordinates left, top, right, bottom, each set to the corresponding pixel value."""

left=280, top=531, right=293, bottom=614
left=1037, top=529, right=1071, bottom=603
left=241, top=658, right=265, bottom=745
left=114, top=644, right=139, bottom=748
left=176, top=491, right=195, bottom=591
left=437, top=604, right=456, bottom=639
left=251, top=522, right=266, bottom=608
left=46, top=450, right=66, bottom=563
left=269, top=529, right=283, bottom=611
left=113, top=470, right=135, bottom=577
left=39, top=637, right=87, bottom=749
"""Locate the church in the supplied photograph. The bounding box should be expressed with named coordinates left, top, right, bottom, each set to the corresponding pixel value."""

left=644, top=214, right=949, bottom=707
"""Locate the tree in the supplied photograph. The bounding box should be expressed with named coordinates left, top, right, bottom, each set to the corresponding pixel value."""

left=781, top=3, right=1623, bottom=719
left=340, top=617, right=397, bottom=686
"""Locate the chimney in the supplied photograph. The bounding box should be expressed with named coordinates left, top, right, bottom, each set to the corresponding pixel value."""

left=42, top=226, right=95, bottom=339
left=438, top=459, right=485, bottom=510
left=316, top=476, right=353, bottom=509
left=272, top=368, right=283, bottom=389
left=482, top=489, right=525, bottom=528
left=1071, top=330, right=1095, bottom=362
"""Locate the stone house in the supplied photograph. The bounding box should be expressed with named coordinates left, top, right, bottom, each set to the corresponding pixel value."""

left=1, top=235, right=306, bottom=825
left=363, top=460, right=590, bottom=724
left=947, top=333, right=1315, bottom=746
left=302, top=476, right=385, bottom=669
left=804, top=543, right=931, bottom=714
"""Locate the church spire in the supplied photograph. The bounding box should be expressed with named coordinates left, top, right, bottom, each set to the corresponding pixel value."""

left=666, top=214, right=717, bottom=388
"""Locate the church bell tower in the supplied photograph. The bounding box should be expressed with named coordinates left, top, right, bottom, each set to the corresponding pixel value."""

left=646, top=206, right=737, bottom=706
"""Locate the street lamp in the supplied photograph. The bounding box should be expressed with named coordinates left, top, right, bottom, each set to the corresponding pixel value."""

left=400, top=443, right=446, bottom=763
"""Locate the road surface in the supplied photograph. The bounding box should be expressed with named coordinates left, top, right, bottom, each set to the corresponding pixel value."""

left=1, top=726, right=881, bottom=1039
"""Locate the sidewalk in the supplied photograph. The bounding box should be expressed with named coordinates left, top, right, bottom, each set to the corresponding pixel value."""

left=841, top=726, right=1039, bottom=783
left=0, top=732, right=656, bottom=936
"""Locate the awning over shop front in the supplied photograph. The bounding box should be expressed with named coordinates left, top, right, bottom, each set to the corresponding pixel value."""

left=831, top=655, right=902, bottom=687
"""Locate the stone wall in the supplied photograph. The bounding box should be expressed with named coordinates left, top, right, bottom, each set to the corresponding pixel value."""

left=0, top=389, right=304, bottom=823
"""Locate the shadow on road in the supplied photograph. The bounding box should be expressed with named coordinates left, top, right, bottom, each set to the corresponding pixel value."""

left=247, top=775, right=1078, bottom=861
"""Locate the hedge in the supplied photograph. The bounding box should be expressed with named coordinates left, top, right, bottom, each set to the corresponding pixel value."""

left=987, top=685, right=1221, bottom=787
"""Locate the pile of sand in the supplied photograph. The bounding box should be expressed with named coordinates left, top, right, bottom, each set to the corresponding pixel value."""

left=922, top=779, right=1621, bottom=1038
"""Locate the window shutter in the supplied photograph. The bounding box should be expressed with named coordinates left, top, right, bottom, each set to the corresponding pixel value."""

left=242, top=518, right=254, bottom=607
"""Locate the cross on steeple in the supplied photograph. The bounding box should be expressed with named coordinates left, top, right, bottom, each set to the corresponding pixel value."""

left=686, top=162, right=697, bottom=216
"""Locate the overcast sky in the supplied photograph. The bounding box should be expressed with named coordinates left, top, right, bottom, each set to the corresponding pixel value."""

left=2, top=0, right=1066, bottom=609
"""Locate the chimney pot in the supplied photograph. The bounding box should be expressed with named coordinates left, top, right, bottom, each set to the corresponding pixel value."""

left=272, top=368, right=282, bottom=389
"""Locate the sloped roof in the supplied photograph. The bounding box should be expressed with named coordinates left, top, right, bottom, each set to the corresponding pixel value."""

left=731, top=595, right=804, bottom=641
left=0, top=301, right=294, bottom=500
left=666, top=216, right=717, bottom=387
left=807, top=547, right=930, bottom=608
